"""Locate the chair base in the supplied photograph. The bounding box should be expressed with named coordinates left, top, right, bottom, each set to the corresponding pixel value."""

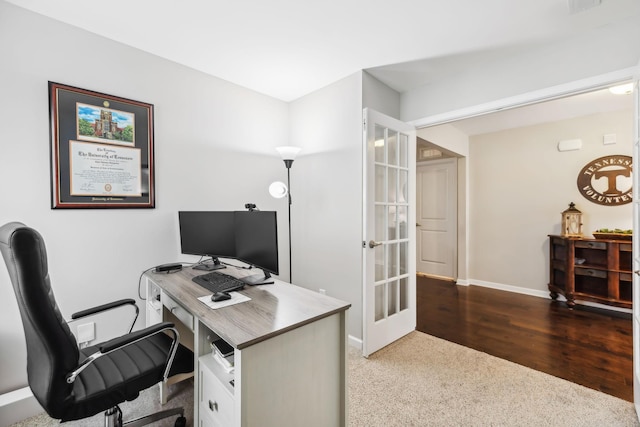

left=104, top=405, right=186, bottom=427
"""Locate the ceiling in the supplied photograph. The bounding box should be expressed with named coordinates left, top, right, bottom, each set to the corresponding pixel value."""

left=6, top=0, right=640, bottom=102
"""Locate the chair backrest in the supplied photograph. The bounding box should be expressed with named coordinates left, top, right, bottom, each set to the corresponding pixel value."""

left=0, top=222, right=79, bottom=418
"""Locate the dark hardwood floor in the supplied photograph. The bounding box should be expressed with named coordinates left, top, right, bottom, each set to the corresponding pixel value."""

left=416, top=275, right=633, bottom=402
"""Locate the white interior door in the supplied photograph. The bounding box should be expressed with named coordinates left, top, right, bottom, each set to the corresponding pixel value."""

left=416, top=158, right=457, bottom=279
left=632, top=76, right=640, bottom=419
left=362, top=108, right=416, bottom=357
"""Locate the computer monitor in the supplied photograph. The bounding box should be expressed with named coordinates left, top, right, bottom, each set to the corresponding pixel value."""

left=234, top=211, right=279, bottom=285
left=178, top=211, right=236, bottom=271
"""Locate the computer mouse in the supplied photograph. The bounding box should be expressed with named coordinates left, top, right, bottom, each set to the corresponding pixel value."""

left=211, top=291, right=231, bottom=302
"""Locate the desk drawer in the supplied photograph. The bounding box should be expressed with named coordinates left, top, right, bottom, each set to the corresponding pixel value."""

left=162, top=292, right=194, bottom=331
left=199, top=362, right=234, bottom=427
left=199, top=409, right=219, bottom=427
left=574, top=267, right=607, bottom=279
left=575, top=240, right=606, bottom=250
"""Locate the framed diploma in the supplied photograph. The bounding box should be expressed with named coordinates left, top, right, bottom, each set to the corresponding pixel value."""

left=49, top=82, right=155, bottom=208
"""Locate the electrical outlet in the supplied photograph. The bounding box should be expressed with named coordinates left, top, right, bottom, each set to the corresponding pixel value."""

left=78, top=322, right=95, bottom=343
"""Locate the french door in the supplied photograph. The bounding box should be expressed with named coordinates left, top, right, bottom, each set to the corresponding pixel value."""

left=633, top=75, right=640, bottom=419
left=362, top=108, right=416, bottom=357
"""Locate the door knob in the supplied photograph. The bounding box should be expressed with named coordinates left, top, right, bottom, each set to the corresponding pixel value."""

left=416, top=223, right=422, bottom=227
left=369, top=240, right=382, bottom=248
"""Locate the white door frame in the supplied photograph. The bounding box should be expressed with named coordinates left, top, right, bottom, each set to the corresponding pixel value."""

left=411, top=67, right=639, bottom=129
left=632, top=73, right=640, bottom=419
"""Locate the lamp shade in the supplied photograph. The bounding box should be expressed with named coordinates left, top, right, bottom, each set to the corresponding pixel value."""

left=276, top=146, right=301, bottom=161
left=269, top=181, right=288, bottom=199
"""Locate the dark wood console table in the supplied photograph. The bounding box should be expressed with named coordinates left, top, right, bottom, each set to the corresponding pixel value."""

left=548, top=235, right=632, bottom=309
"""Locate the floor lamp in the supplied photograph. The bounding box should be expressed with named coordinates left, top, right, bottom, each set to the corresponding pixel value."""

left=269, top=146, right=301, bottom=283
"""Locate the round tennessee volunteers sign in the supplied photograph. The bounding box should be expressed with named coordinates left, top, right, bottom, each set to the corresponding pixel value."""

left=577, top=155, right=632, bottom=206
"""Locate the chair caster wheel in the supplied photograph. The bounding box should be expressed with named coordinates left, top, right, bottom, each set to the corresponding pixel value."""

left=175, top=416, right=186, bottom=427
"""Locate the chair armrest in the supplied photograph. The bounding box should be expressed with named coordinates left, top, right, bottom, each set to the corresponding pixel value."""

left=70, top=298, right=139, bottom=334
left=67, top=322, right=179, bottom=384
left=71, top=298, right=137, bottom=319
left=99, top=322, right=173, bottom=353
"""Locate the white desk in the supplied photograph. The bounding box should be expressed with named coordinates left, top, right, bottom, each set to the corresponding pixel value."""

left=144, top=267, right=350, bottom=427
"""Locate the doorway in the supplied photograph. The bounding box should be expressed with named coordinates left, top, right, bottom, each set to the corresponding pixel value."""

left=415, top=82, right=634, bottom=289
left=412, top=78, right=636, bottom=411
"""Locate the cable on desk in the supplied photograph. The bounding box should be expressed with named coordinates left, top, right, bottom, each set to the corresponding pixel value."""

left=220, top=260, right=253, bottom=270
left=138, top=257, right=206, bottom=300
left=137, top=267, right=155, bottom=300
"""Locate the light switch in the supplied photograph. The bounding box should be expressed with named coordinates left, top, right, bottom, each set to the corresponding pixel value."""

left=603, top=133, right=616, bottom=145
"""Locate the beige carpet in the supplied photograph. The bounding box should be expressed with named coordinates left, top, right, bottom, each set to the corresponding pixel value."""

left=10, top=331, right=639, bottom=426
left=349, top=331, right=638, bottom=426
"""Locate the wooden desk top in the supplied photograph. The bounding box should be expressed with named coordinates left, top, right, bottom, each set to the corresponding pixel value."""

left=146, top=267, right=350, bottom=350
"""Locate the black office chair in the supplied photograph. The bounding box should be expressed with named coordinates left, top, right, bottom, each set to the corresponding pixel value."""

left=0, top=222, right=194, bottom=427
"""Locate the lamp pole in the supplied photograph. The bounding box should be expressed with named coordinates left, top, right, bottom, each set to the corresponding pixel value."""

left=285, top=160, right=292, bottom=282
left=275, top=147, right=301, bottom=283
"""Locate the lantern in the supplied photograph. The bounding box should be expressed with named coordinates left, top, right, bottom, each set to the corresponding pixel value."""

left=561, top=202, right=583, bottom=237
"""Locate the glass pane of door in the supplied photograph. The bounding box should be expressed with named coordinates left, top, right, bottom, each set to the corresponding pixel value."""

left=373, top=119, right=411, bottom=323
left=388, top=280, right=398, bottom=316
left=374, top=125, right=385, bottom=163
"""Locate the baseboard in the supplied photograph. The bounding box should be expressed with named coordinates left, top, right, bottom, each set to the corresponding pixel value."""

left=469, top=279, right=549, bottom=298
left=456, top=278, right=469, bottom=286
left=348, top=334, right=362, bottom=351
left=0, top=387, right=42, bottom=427
left=468, top=278, right=632, bottom=314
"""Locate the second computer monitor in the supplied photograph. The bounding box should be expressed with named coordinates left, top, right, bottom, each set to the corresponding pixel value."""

left=178, top=211, right=236, bottom=270
left=234, top=210, right=279, bottom=277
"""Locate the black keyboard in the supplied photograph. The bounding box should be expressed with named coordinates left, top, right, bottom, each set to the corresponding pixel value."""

left=192, top=271, right=245, bottom=294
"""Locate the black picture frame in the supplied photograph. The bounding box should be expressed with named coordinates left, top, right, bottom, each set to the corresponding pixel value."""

left=49, top=82, right=155, bottom=208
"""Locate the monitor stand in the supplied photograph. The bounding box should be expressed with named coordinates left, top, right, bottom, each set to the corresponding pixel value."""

left=193, top=257, right=226, bottom=271
left=241, top=269, right=274, bottom=285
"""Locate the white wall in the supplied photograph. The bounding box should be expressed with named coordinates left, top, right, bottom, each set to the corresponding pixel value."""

left=288, top=72, right=401, bottom=342
left=288, top=72, right=364, bottom=340
left=0, top=0, right=288, bottom=398
left=468, top=109, right=633, bottom=294
left=290, top=72, right=400, bottom=340
left=401, top=17, right=640, bottom=122
left=362, top=71, right=401, bottom=119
